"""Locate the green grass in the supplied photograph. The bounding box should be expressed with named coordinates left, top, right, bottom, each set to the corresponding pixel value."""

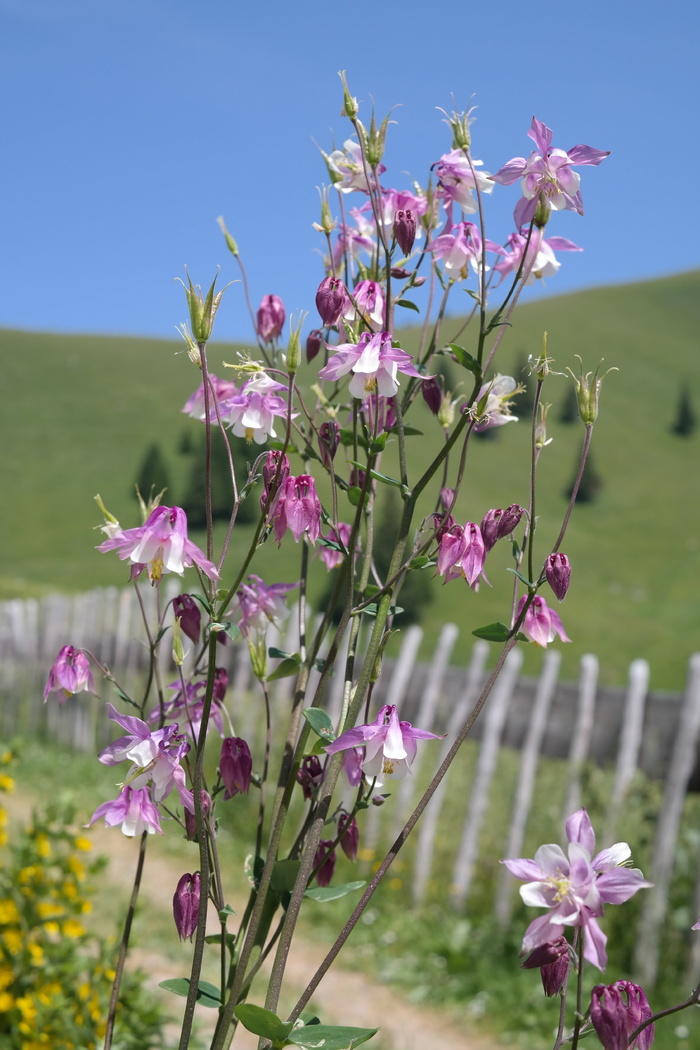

left=2, top=269, right=700, bottom=687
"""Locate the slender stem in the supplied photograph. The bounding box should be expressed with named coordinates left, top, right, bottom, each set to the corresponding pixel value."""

left=103, top=831, right=148, bottom=1050
left=551, top=425, right=593, bottom=555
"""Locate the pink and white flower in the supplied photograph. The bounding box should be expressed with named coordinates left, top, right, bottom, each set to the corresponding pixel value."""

left=97, top=505, right=219, bottom=584
left=502, top=808, right=652, bottom=970
left=87, top=785, right=163, bottom=837
left=472, top=374, right=520, bottom=431
left=324, top=703, right=444, bottom=788
left=220, top=372, right=290, bottom=444
left=433, top=148, right=493, bottom=214
left=44, top=646, right=95, bottom=704
left=343, top=279, right=385, bottom=331
left=326, top=138, right=385, bottom=195
left=491, top=117, right=610, bottom=227
left=271, top=474, right=323, bottom=545
left=492, top=230, right=582, bottom=284
left=319, top=331, right=424, bottom=399
left=517, top=594, right=571, bottom=647
left=182, top=374, right=239, bottom=422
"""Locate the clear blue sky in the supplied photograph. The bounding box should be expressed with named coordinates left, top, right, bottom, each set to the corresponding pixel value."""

left=3, top=0, right=698, bottom=343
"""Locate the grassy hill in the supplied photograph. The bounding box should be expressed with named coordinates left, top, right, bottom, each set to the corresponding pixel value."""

left=2, top=270, right=699, bottom=689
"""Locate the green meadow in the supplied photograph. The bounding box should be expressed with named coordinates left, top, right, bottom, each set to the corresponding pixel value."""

left=2, top=270, right=699, bottom=689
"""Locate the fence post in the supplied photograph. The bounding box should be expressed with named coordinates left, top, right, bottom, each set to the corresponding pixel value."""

left=562, top=653, right=599, bottom=825
left=635, top=653, right=700, bottom=986
left=603, top=658, right=649, bottom=841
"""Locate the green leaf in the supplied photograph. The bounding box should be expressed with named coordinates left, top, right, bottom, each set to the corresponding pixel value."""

left=218, top=903, right=236, bottom=920
left=268, top=646, right=295, bottom=660
left=346, top=486, right=363, bottom=507
left=369, top=432, right=387, bottom=454
left=271, top=858, right=301, bottom=894
left=304, top=880, right=366, bottom=902
left=267, top=657, right=302, bottom=682
left=395, top=298, right=420, bottom=313
left=472, top=622, right=512, bottom=642
left=234, top=1004, right=295, bottom=1044
left=449, top=343, right=481, bottom=380
left=159, top=978, right=221, bottom=1009
left=408, top=556, right=434, bottom=569
left=288, top=1023, right=380, bottom=1049
left=303, top=708, right=336, bottom=742
left=210, top=621, right=241, bottom=641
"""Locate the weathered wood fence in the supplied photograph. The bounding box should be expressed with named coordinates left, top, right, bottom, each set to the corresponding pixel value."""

left=2, top=585, right=700, bottom=986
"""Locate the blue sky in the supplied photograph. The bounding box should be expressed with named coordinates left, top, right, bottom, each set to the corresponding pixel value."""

left=2, top=0, right=698, bottom=343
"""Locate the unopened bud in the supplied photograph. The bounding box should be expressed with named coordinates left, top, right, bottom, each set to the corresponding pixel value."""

left=297, top=755, right=324, bottom=800
left=421, top=376, right=442, bottom=416
left=172, top=619, right=185, bottom=667
left=181, top=271, right=223, bottom=344
left=216, top=216, right=239, bottom=256
left=535, top=402, right=552, bottom=448
left=366, top=108, right=391, bottom=168
left=220, top=737, right=253, bottom=799
left=533, top=197, right=551, bottom=229
left=316, top=276, right=348, bottom=327
left=318, top=420, right=341, bottom=467
left=314, top=840, right=337, bottom=887
left=287, top=313, right=307, bottom=375
left=394, top=209, right=417, bottom=256
left=173, top=594, right=201, bottom=645
left=256, top=294, right=286, bottom=344
left=567, top=356, right=617, bottom=425
left=437, top=393, right=456, bottom=429
left=184, top=791, right=211, bottom=842
left=173, top=872, right=200, bottom=941
left=306, top=329, right=323, bottom=363
left=521, top=937, right=570, bottom=998
left=339, top=70, right=359, bottom=119
left=338, top=812, right=360, bottom=862
left=545, top=553, right=571, bottom=601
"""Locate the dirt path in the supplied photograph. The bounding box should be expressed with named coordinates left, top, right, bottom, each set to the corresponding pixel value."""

left=7, top=790, right=503, bottom=1050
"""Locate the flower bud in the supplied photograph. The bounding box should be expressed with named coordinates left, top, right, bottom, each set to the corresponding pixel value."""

left=182, top=272, right=223, bottom=344
left=262, top=450, right=291, bottom=492
left=256, top=294, right=286, bottom=344
left=338, top=812, right=359, bottom=862
left=535, top=401, right=552, bottom=449
left=521, top=937, right=570, bottom=997
left=339, top=70, right=359, bottom=119
left=393, top=209, right=417, bottom=256
left=306, top=329, right=323, bottom=363
left=286, top=313, right=306, bottom=374
left=318, top=420, right=341, bottom=467
left=314, top=839, right=336, bottom=887
left=216, top=216, right=239, bottom=256
left=545, top=553, right=571, bottom=601
left=567, top=356, right=616, bottom=425
left=316, top=276, right=348, bottom=327
left=220, top=737, right=253, bottom=799
left=437, top=392, right=456, bottom=429
left=480, top=504, right=525, bottom=551
left=173, top=594, right=201, bottom=645
left=173, top=872, right=200, bottom=941
left=590, top=982, right=655, bottom=1050
left=184, top=791, right=211, bottom=842
left=297, top=755, right=324, bottom=800
left=212, top=667, right=229, bottom=703
left=421, top=376, right=442, bottom=416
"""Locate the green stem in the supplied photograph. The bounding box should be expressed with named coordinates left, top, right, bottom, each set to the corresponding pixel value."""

left=103, top=831, right=148, bottom=1050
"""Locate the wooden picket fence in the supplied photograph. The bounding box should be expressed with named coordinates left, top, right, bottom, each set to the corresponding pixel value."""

left=2, top=585, right=700, bottom=986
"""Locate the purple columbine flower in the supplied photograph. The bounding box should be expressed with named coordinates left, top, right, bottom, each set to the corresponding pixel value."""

left=256, top=294, right=286, bottom=343
left=472, top=374, right=520, bottom=431
left=343, top=279, right=385, bottom=331
left=220, top=372, right=290, bottom=445
left=338, top=812, right=360, bottom=862
left=306, top=329, right=323, bottom=363
left=501, top=808, right=653, bottom=970
left=428, top=221, right=499, bottom=280
left=182, top=374, right=238, bottom=422
left=324, top=704, right=444, bottom=788
left=517, top=594, right=571, bottom=647
left=316, top=276, right=349, bottom=327
left=318, top=420, right=341, bottom=467
left=319, top=331, right=424, bottom=400
left=44, top=646, right=95, bottom=704
left=271, top=474, right=322, bottom=545
left=297, top=755, right=324, bottom=800
left=521, top=937, right=571, bottom=998
left=492, top=229, right=582, bottom=284
left=234, top=574, right=296, bottom=642
left=491, top=117, right=610, bottom=227
left=437, top=523, right=486, bottom=587
left=97, top=505, right=219, bottom=584
left=545, top=553, right=572, bottom=602
left=590, top=981, right=655, bottom=1050
left=393, top=208, right=417, bottom=256
left=433, top=148, right=493, bottom=215
left=314, top=839, right=337, bottom=887
left=319, top=522, right=354, bottom=571
left=153, top=670, right=228, bottom=743
left=173, top=872, right=201, bottom=942
left=480, top=505, right=525, bottom=552
left=184, top=790, right=211, bottom=841
left=219, top=737, right=253, bottom=799
left=87, top=785, right=163, bottom=837
left=173, top=594, right=201, bottom=644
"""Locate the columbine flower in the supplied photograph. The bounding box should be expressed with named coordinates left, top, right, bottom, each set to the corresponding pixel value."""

left=472, top=374, right=520, bottom=431
left=342, top=279, right=385, bottom=330
left=433, top=148, right=493, bottom=215
left=87, top=785, right=162, bottom=836
left=234, top=574, right=296, bottom=640
left=314, top=840, right=337, bottom=887
left=437, top=523, right=486, bottom=587
left=182, top=374, right=238, bottom=421
left=325, top=138, right=385, bottom=194
left=319, top=331, right=424, bottom=399
left=256, top=294, right=286, bottom=343
left=97, top=505, right=219, bottom=584
left=98, top=703, right=194, bottom=813
left=271, top=474, right=322, bottom=545
left=521, top=937, right=571, bottom=998
left=173, top=594, right=201, bottom=644
left=428, top=221, right=498, bottom=280
left=44, top=646, right=95, bottom=704
left=153, top=669, right=228, bottom=743
left=297, top=755, right=324, bottom=800
left=220, top=372, right=289, bottom=444
left=480, top=505, right=525, bottom=553
left=501, top=808, right=653, bottom=970
left=517, top=594, right=571, bottom=647
left=338, top=812, right=360, bottom=861
left=173, top=873, right=201, bottom=942
left=491, top=116, right=610, bottom=227
left=219, top=737, right=253, bottom=799
left=316, top=276, right=349, bottom=327
left=319, top=522, right=354, bottom=571
left=324, top=704, right=444, bottom=788
left=545, top=553, right=572, bottom=602
left=493, top=230, right=582, bottom=284
left=590, top=981, right=655, bottom=1050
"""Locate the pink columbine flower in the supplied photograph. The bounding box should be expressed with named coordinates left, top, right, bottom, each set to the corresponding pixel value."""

left=256, top=294, right=286, bottom=343
left=326, top=139, right=385, bottom=195
left=492, top=230, right=582, bottom=284
left=480, top=505, right=525, bottom=553
left=219, top=737, right=253, bottom=799
left=173, top=594, right=201, bottom=644
left=343, top=279, right=386, bottom=331
left=234, top=574, right=295, bottom=644
left=338, top=812, right=360, bottom=862
left=220, top=372, right=290, bottom=444
left=271, top=474, right=322, bottom=545
left=297, top=755, right=324, bottom=800
left=173, top=873, right=201, bottom=942
left=44, top=646, right=95, bottom=704
left=501, top=808, right=652, bottom=970
left=153, top=669, right=228, bottom=743
left=316, top=276, right=349, bottom=327
left=545, top=553, right=572, bottom=602
left=433, top=148, right=493, bottom=215
left=97, top=505, right=219, bottom=584
left=428, top=222, right=499, bottom=280
left=437, top=523, right=486, bottom=587
left=319, top=522, right=354, bottom=571
left=319, top=331, right=424, bottom=400
left=517, top=594, right=571, bottom=647
left=472, top=374, right=520, bottom=431
left=590, top=981, right=655, bottom=1050
left=87, top=785, right=163, bottom=836
left=491, top=117, right=610, bottom=227
left=98, top=702, right=194, bottom=812
left=182, top=374, right=238, bottom=422
left=324, top=704, right=444, bottom=788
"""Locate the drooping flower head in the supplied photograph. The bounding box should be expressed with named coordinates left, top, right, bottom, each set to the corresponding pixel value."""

left=182, top=374, right=239, bottom=422
left=501, top=808, right=653, bottom=970
left=590, top=981, right=655, bottom=1050
left=319, top=331, right=424, bottom=400
left=472, top=374, right=520, bottom=431
left=44, top=646, right=95, bottom=704
left=342, top=279, right=385, bottom=331
left=517, top=594, right=571, bottom=647
left=256, top=294, right=286, bottom=344
left=492, top=230, right=582, bottom=284
left=325, top=704, right=444, bottom=788
left=173, top=873, right=201, bottom=942
left=219, top=737, right=253, bottom=799
left=233, top=574, right=296, bottom=643
left=270, top=474, right=323, bottom=545
left=491, top=117, right=610, bottom=227
left=87, top=785, right=162, bottom=837
left=220, top=372, right=290, bottom=444
left=97, top=505, right=219, bottom=584
left=436, top=523, right=486, bottom=587
left=433, top=148, right=493, bottom=215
